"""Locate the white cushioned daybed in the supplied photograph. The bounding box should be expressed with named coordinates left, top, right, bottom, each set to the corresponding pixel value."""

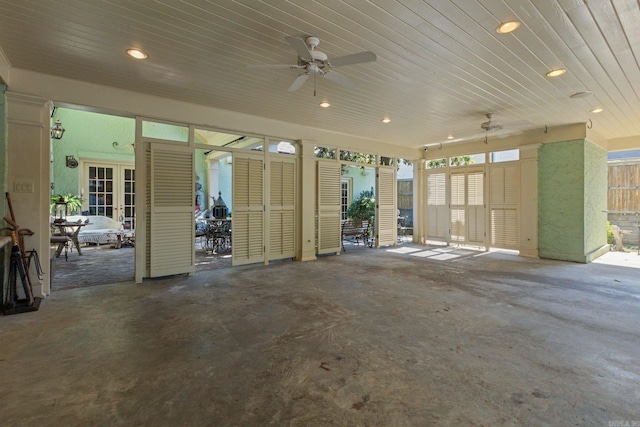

left=66, top=215, right=124, bottom=245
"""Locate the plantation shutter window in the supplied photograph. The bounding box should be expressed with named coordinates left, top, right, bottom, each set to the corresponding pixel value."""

left=149, top=144, right=195, bottom=278
left=269, top=158, right=296, bottom=260
left=466, top=169, right=485, bottom=245
left=490, top=163, right=519, bottom=249
left=317, top=161, right=342, bottom=254
left=233, top=153, right=265, bottom=266
left=376, top=167, right=396, bottom=247
left=427, top=172, right=448, bottom=240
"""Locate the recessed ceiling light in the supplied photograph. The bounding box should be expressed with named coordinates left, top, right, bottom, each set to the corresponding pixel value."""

left=570, top=91, right=593, bottom=99
left=447, top=135, right=454, bottom=139
left=496, top=21, right=520, bottom=34
left=127, top=48, right=148, bottom=59
left=382, top=118, right=391, bottom=123
left=590, top=107, right=604, bottom=113
left=319, top=102, right=330, bottom=108
left=546, top=69, right=566, bottom=77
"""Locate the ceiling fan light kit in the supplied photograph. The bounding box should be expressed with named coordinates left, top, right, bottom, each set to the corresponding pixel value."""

left=247, top=35, right=376, bottom=95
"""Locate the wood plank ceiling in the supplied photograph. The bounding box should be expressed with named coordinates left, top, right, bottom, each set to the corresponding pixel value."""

left=0, top=0, right=638, bottom=149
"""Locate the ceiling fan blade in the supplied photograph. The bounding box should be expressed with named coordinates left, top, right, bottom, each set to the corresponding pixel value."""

left=285, top=36, right=313, bottom=61
left=288, top=74, right=309, bottom=92
left=323, top=71, right=357, bottom=89
left=246, top=64, right=300, bottom=70
left=330, top=51, right=376, bottom=67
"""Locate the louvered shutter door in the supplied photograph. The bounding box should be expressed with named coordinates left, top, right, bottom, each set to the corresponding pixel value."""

left=269, top=158, right=296, bottom=260
left=150, top=144, right=195, bottom=277
left=427, top=172, right=448, bottom=239
left=450, top=172, right=466, bottom=242
left=317, top=161, right=341, bottom=254
left=490, top=163, right=519, bottom=249
left=377, top=167, right=396, bottom=246
left=466, top=169, right=485, bottom=245
left=233, top=154, right=265, bottom=266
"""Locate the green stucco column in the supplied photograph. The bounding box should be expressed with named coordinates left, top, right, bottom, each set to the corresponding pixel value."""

left=538, top=139, right=609, bottom=263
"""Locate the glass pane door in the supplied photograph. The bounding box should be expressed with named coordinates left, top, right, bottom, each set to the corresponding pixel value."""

left=122, top=168, right=135, bottom=229
left=88, top=166, right=114, bottom=217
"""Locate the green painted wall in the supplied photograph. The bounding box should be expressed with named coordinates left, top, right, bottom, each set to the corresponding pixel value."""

left=583, top=141, right=608, bottom=257
left=539, top=139, right=608, bottom=262
left=52, top=108, right=135, bottom=197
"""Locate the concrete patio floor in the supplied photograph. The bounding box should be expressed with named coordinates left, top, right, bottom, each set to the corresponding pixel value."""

left=2, top=245, right=639, bottom=425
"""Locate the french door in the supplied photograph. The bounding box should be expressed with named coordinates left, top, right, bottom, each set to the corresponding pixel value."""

left=84, top=162, right=135, bottom=226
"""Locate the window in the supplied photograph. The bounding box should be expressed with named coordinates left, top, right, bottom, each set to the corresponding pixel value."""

left=341, top=179, right=352, bottom=221
left=490, top=149, right=519, bottom=163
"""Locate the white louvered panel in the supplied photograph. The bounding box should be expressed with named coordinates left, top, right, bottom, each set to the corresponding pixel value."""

left=270, top=210, right=295, bottom=259
left=233, top=153, right=264, bottom=266
left=145, top=145, right=151, bottom=276
left=467, top=206, right=485, bottom=244
left=427, top=172, right=446, bottom=205
left=377, top=167, right=396, bottom=247
left=427, top=172, right=448, bottom=239
left=491, top=167, right=506, bottom=204
left=503, top=164, right=519, bottom=205
left=466, top=169, right=485, bottom=245
left=150, top=144, right=195, bottom=278
left=450, top=173, right=465, bottom=205
left=467, top=170, right=484, bottom=206
left=269, top=158, right=296, bottom=261
left=317, top=161, right=341, bottom=254
left=490, top=163, right=519, bottom=249
left=451, top=208, right=465, bottom=242
left=491, top=208, right=519, bottom=249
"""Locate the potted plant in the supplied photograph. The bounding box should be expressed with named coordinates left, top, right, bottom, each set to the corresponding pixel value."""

left=346, top=188, right=375, bottom=228
left=50, top=194, right=84, bottom=216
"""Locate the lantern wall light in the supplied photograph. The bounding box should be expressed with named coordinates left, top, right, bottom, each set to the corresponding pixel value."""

left=51, top=119, right=65, bottom=140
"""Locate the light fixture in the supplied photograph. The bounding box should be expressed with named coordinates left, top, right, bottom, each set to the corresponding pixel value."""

left=319, top=101, right=330, bottom=108
left=50, top=119, right=65, bottom=140
left=496, top=21, right=520, bottom=34
left=570, top=91, right=593, bottom=99
left=590, top=107, right=604, bottom=113
left=126, top=48, right=148, bottom=59
left=447, top=135, right=454, bottom=140
left=546, top=69, right=566, bottom=77
left=382, top=118, right=391, bottom=123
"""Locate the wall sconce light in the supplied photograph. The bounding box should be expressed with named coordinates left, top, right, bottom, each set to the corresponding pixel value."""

left=51, top=119, right=65, bottom=140
left=66, top=155, right=79, bottom=168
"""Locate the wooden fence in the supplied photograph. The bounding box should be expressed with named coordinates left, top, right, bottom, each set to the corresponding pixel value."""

left=608, top=161, right=640, bottom=213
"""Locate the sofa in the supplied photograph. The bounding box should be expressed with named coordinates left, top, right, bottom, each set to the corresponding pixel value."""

left=65, top=215, right=124, bottom=245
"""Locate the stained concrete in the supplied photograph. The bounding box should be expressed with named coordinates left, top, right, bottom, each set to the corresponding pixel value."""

left=2, top=245, right=639, bottom=426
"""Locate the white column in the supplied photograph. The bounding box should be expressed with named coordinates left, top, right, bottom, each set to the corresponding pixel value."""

left=297, top=140, right=317, bottom=261
left=6, top=92, right=51, bottom=296
left=413, top=159, right=427, bottom=243
left=519, top=144, right=540, bottom=258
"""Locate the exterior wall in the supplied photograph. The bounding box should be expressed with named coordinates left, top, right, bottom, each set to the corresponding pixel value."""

left=52, top=108, right=134, bottom=196
left=539, top=140, right=586, bottom=262
left=539, top=139, right=609, bottom=262
left=583, top=141, right=608, bottom=260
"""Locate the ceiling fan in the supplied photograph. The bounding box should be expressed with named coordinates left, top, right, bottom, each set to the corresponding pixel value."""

left=246, top=36, right=376, bottom=95
left=432, top=113, right=531, bottom=146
